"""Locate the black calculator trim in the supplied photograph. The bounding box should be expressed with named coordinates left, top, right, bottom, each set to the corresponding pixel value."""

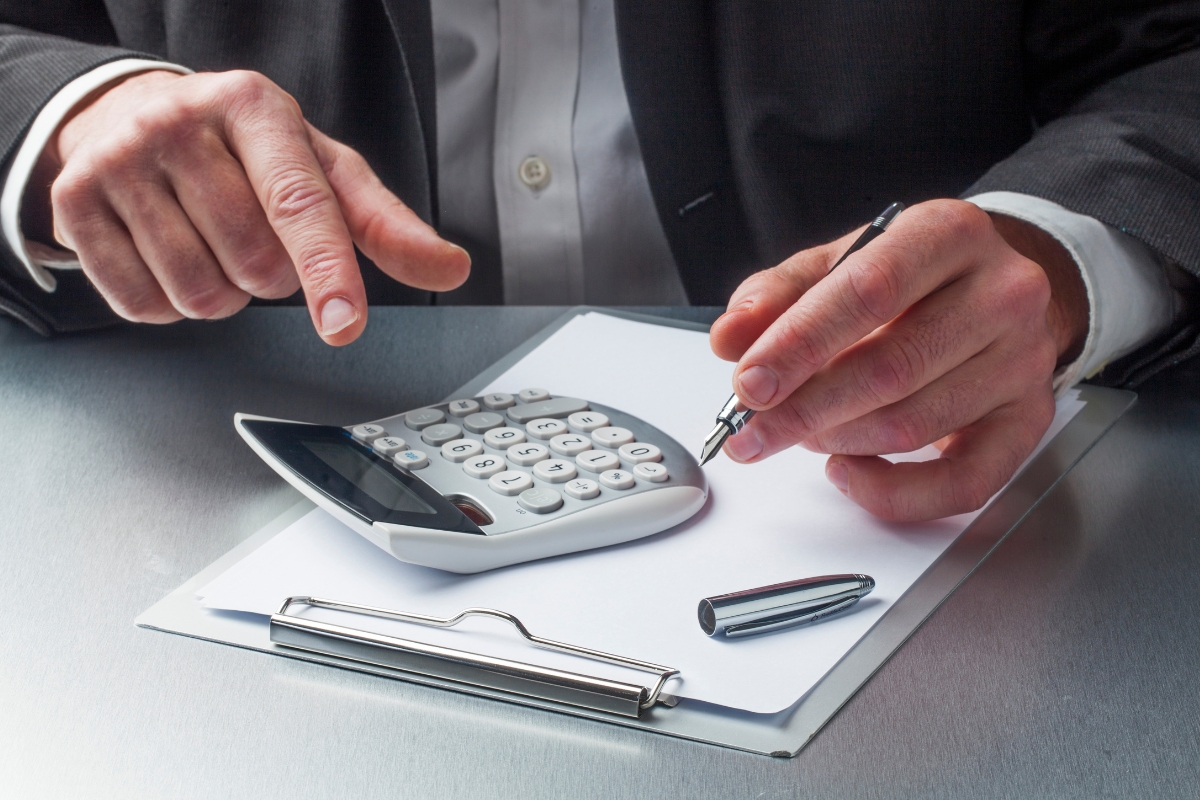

left=240, top=419, right=484, bottom=536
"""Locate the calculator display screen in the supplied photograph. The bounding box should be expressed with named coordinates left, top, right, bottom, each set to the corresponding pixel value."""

left=302, top=440, right=436, bottom=515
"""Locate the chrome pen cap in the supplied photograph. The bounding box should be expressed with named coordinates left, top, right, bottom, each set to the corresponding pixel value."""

left=698, top=574, right=875, bottom=638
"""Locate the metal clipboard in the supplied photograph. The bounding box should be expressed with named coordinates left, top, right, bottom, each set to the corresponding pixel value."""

left=137, top=307, right=1136, bottom=757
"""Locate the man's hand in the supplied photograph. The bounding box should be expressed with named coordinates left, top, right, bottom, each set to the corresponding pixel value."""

left=29, top=69, right=470, bottom=344
left=709, top=199, right=1089, bottom=522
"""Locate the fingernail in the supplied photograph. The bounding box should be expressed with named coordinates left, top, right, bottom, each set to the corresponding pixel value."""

left=449, top=242, right=472, bottom=265
left=737, top=365, right=778, bottom=406
left=725, top=426, right=763, bottom=462
left=826, top=460, right=849, bottom=492
left=320, top=296, right=359, bottom=336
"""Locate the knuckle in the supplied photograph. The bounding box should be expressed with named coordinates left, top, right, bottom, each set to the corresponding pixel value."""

left=173, top=282, right=237, bottom=319
left=860, top=336, right=925, bottom=401
left=1006, top=258, right=1052, bottom=314
left=217, top=70, right=273, bottom=110
left=844, top=256, right=902, bottom=324
left=235, top=246, right=294, bottom=296
left=265, top=169, right=331, bottom=223
left=949, top=465, right=993, bottom=513
left=879, top=410, right=928, bottom=454
left=930, top=198, right=992, bottom=243
left=775, top=394, right=825, bottom=442
left=105, top=283, right=172, bottom=323
left=50, top=168, right=97, bottom=222
left=771, top=309, right=830, bottom=375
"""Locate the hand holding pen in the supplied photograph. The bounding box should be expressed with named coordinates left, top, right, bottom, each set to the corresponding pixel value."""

left=703, top=199, right=1089, bottom=522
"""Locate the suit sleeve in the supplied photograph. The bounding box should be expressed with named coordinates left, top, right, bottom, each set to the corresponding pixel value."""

left=0, top=6, right=162, bottom=334
left=966, top=0, right=1200, bottom=387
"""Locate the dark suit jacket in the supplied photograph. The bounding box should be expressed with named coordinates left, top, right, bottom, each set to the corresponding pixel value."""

left=1, top=1, right=1199, bottom=381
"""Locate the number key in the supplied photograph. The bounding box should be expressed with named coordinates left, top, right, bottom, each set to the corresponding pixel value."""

left=463, top=454, right=505, bottom=479
left=441, top=438, right=484, bottom=462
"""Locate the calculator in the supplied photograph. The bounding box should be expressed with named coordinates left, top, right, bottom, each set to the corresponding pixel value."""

left=234, top=389, right=708, bottom=573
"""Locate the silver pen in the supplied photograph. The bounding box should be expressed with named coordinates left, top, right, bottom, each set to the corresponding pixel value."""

left=698, top=201, right=905, bottom=466
left=698, top=574, right=876, bottom=637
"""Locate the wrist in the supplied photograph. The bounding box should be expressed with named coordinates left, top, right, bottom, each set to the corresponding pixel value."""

left=989, top=213, right=1089, bottom=366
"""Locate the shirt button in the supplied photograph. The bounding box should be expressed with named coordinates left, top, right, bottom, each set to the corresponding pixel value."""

left=518, top=156, right=551, bottom=190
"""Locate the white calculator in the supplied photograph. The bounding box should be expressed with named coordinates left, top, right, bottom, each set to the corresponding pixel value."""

left=235, top=389, right=708, bottom=573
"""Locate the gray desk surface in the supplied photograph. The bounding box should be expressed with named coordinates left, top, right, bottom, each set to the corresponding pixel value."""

left=1, top=307, right=1197, bottom=799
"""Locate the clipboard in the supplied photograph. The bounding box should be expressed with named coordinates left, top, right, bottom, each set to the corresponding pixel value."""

left=137, top=307, right=1136, bottom=757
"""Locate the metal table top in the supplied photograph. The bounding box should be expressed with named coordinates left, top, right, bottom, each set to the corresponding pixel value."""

left=2, top=306, right=1197, bottom=799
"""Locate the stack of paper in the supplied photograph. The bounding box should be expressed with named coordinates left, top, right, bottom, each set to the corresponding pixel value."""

left=199, top=312, right=1085, bottom=713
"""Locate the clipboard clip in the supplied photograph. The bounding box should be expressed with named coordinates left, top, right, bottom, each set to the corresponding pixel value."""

left=269, top=597, right=680, bottom=718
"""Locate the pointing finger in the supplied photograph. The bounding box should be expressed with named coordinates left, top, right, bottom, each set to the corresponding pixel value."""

left=220, top=71, right=366, bottom=345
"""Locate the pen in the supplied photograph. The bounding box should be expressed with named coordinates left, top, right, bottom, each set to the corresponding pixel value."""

left=698, top=574, right=876, bottom=637
left=698, top=201, right=905, bottom=466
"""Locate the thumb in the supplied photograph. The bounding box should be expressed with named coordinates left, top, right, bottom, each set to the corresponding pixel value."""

left=307, top=123, right=471, bottom=292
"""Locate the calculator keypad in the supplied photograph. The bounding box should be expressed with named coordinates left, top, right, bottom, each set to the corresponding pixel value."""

left=359, top=393, right=695, bottom=536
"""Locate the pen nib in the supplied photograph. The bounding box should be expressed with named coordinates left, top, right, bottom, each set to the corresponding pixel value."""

left=698, top=422, right=730, bottom=467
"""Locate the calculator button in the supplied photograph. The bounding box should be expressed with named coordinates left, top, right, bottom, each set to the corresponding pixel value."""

left=525, top=418, right=568, bottom=440
left=506, top=397, right=589, bottom=424
left=489, top=470, right=533, bottom=496
left=372, top=436, right=408, bottom=456
left=518, top=487, right=563, bottom=514
left=549, top=433, right=591, bottom=457
left=484, top=427, right=526, bottom=449
left=483, top=392, right=516, bottom=410
left=351, top=423, right=387, bottom=443
left=404, top=408, right=445, bottom=430
left=592, top=427, right=635, bottom=449
left=394, top=450, right=429, bottom=470
left=517, top=388, right=551, bottom=403
left=463, top=411, right=505, bottom=433
left=599, top=469, right=635, bottom=490
left=441, top=438, right=484, bottom=462
left=507, top=442, right=550, bottom=466
left=563, top=478, right=600, bottom=500
left=576, top=449, right=620, bottom=473
left=566, top=411, right=609, bottom=433
left=533, top=459, right=577, bottom=483
left=447, top=398, right=480, bottom=417
left=463, top=454, right=506, bottom=479
left=618, top=442, right=662, bottom=464
left=633, top=462, right=669, bottom=483
left=421, top=423, right=463, bottom=446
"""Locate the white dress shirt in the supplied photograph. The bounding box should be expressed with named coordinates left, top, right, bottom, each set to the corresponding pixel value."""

left=0, top=5, right=1181, bottom=390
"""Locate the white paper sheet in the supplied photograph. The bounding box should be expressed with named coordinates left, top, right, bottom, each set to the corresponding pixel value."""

left=199, top=312, right=1086, bottom=713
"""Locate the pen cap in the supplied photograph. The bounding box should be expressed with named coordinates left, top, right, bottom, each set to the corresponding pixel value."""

left=698, top=574, right=875, bottom=637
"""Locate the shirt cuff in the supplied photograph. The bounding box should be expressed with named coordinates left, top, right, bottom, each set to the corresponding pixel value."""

left=0, top=58, right=193, bottom=292
left=967, top=191, right=1179, bottom=395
